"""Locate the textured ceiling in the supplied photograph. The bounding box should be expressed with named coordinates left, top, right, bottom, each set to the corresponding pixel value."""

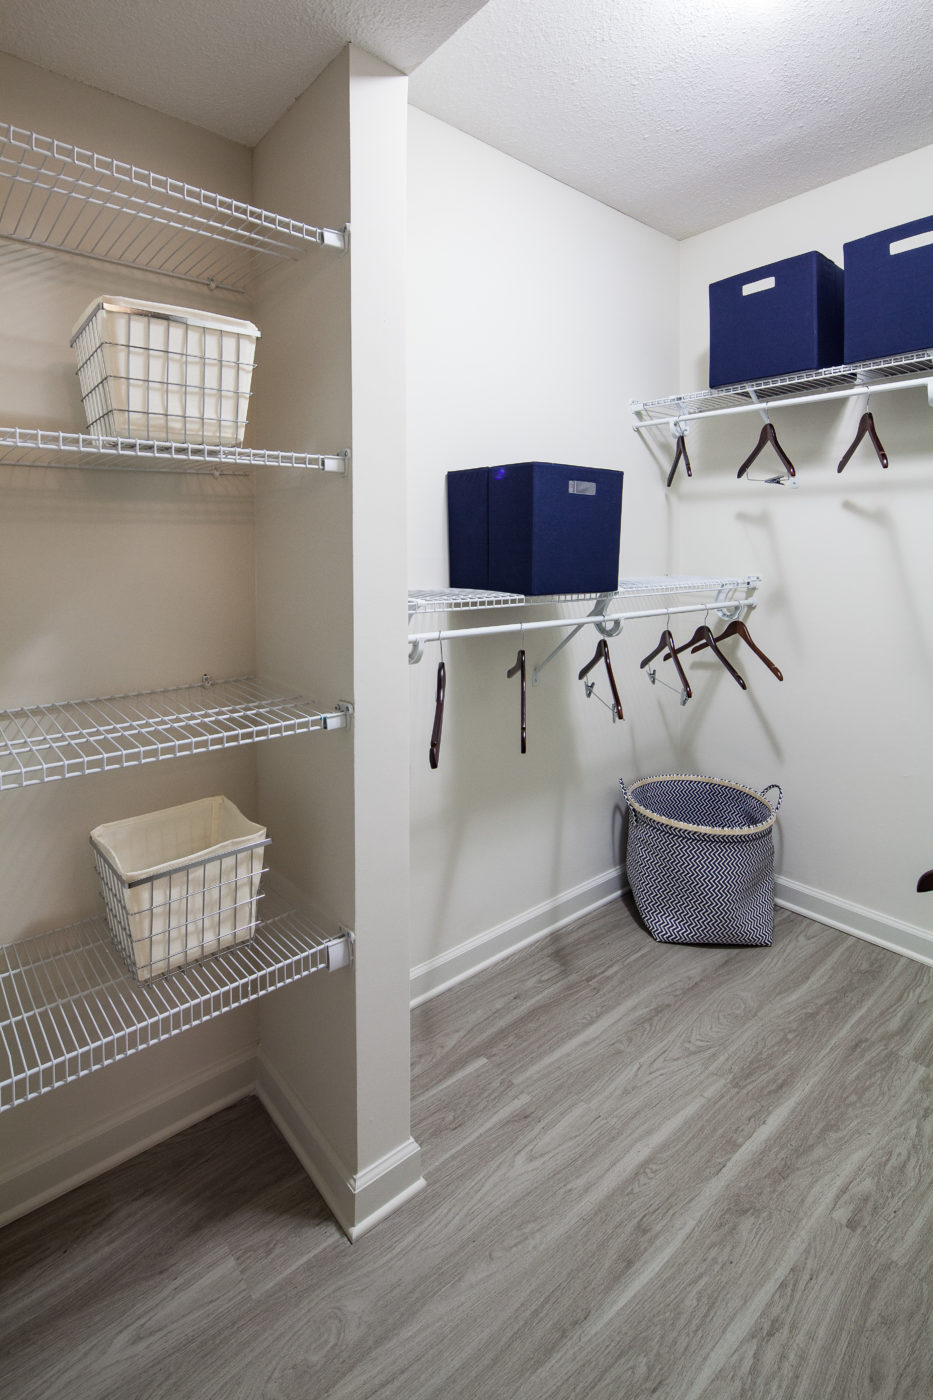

left=1, top=0, right=932, bottom=239
left=409, top=0, right=933, bottom=238
left=0, top=0, right=489, bottom=146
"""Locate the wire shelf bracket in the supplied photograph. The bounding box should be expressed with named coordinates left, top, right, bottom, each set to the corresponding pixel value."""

left=0, top=903, right=353, bottom=1112
left=0, top=122, right=347, bottom=293
left=0, top=675, right=350, bottom=790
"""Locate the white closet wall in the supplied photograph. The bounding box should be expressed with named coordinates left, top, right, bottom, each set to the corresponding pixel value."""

left=406, top=110, right=682, bottom=995
left=406, top=111, right=933, bottom=986
left=676, top=146, right=933, bottom=961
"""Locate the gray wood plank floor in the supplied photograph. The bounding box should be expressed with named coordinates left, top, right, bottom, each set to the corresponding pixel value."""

left=1, top=899, right=930, bottom=1399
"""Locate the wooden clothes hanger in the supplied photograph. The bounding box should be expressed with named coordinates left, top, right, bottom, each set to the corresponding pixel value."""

left=837, top=411, right=889, bottom=473
left=667, top=431, right=692, bottom=488
left=640, top=627, right=692, bottom=700
left=507, top=648, right=527, bottom=754
left=579, top=638, right=624, bottom=719
left=664, top=624, right=747, bottom=689
left=689, top=618, right=784, bottom=682
left=737, top=421, right=796, bottom=481
left=429, top=658, right=446, bottom=769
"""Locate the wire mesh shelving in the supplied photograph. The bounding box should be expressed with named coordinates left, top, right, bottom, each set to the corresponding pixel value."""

left=0, top=676, right=351, bottom=790
left=0, top=426, right=349, bottom=476
left=0, top=900, right=352, bottom=1111
left=0, top=121, right=346, bottom=294
left=631, top=350, right=933, bottom=429
left=407, top=576, right=760, bottom=654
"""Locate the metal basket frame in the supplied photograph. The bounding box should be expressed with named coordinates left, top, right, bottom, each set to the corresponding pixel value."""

left=71, top=302, right=257, bottom=447
left=92, top=835, right=270, bottom=983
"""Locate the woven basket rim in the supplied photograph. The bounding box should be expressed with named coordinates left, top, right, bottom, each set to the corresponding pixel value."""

left=625, top=773, right=779, bottom=838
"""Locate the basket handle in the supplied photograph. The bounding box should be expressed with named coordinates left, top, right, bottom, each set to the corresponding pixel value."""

left=760, top=783, right=783, bottom=814
left=619, top=778, right=637, bottom=825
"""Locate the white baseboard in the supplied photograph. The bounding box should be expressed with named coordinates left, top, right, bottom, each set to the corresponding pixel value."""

left=775, top=875, right=933, bottom=967
left=0, top=1048, right=257, bottom=1229
left=409, top=866, right=625, bottom=1007
left=256, top=1052, right=424, bottom=1242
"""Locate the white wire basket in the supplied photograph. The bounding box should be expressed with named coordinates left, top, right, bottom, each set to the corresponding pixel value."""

left=70, top=296, right=260, bottom=447
left=90, top=796, right=268, bottom=982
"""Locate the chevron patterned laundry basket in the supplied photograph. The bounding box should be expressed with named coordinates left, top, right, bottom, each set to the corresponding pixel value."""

left=620, top=774, right=782, bottom=946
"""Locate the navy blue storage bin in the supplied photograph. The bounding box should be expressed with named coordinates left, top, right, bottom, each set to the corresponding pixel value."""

left=447, top=462, right=623, bottom=596
left=709, top=252, right=844, bottom=387
left=447, top=467, right=490, bottom=588
left=844, top=216, right=933, bottom=364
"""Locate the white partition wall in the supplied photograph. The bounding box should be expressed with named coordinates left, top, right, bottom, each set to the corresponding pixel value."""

left=252, top=49, right=422, bottom=1238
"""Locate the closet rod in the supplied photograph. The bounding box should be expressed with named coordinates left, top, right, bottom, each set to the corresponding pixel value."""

left=408, top=597, right=754, bottom=650
left=633, top=374, right=933, bottom=431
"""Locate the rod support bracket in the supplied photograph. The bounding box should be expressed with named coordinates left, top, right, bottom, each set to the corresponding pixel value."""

left=329, top=926, right=355, bottom=969
left=326, top=700, right=354, bottom=729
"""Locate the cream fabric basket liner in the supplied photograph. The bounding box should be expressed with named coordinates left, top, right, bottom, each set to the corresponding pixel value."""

left=90, top=796, right=266, bottom=980
left=70, top=295, right=259, bottom=447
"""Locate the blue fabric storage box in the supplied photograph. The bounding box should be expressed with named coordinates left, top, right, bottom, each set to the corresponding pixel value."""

left=708, top=252, right=844, bottom=387
left=447, top=462, right=623, bottom=596
left=447, top=467, right=491, bottom=588
left=843, top=216, right=933, bottom=363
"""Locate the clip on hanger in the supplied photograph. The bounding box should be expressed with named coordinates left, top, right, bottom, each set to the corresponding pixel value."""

left=918, top=869, right=933, bottom=893
left=429, top=654, right=446, bottom=769
left=640, top=628, right=692, bottom=700
left=579, top=638, right=624, bottom=720
left=507, top=647, right=527, bottom=754
left=689, top=618, right=783, bottom=682
left=837, top=411, right=889, bottom=473
left=737, top=421, right=796, bottom=481
left=667, top=427, right=692, bottom=488
left=664, top=624, right=747, bottom=690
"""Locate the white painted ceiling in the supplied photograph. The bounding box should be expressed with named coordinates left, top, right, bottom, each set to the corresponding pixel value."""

left=409, top=0, right=933, bottom=238
left=2, top=0, right=932, bottom=239
left=0, top=0, right=489, bottom=146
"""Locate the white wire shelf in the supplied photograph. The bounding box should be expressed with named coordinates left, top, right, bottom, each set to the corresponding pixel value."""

left=0, top=427, right=349, bottom=477
left=0, top=676, right=351, bottom=790
left=0, top=902, right=352, bottom=1111
left=0, top=121, right=347, bottom=294
left=408, top=576, right=759, bottom=657
left=408, top=587, right=525, bottom=617
left=632, top=349, right=933, bottom=429
left=409, top=576, right=758, bottom=616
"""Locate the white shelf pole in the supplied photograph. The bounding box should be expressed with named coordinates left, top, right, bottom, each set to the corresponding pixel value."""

left=408, top=596, right=753, bottom=652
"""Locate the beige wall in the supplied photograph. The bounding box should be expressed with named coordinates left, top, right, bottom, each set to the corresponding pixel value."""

left=676, top=146, right=933, bottom=958
left=0, top=54, right=262, bottom=1215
